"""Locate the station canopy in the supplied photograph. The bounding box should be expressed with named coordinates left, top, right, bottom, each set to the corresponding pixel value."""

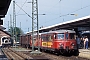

left=38, top=15, right=90, bottom=32
left=0, top=0, right=11, bottom=18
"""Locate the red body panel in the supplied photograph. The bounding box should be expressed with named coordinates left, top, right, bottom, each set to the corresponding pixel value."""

left=41, top=39, right=76, bottom=50
left=53, top=40, right=76, bottom=49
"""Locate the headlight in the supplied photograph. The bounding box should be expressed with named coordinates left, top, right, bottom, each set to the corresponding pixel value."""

left=71, top=43, right=75, bottom=46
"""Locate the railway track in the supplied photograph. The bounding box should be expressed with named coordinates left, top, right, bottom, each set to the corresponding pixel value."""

left=2, top=48, right=33, bottom=60
left=41, top=51, right=89, bottom=60
left=2, top=47, right=90, bottom=60
left=22, top=49, right=89, bottom=60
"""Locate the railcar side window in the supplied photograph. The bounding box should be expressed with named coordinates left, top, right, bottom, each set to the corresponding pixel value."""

left=41, top=35, right=47, bottom=41
left=69, top=33, right=75, bottom=39
left=57, top=33, right=64, bottom=40
left=47, top=35, right=53, bottom=41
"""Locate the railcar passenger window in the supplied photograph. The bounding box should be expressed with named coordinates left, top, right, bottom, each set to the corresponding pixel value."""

left=47, top=35, right=53, bottom=41
left=69, top=33, right=75, bottom=39
left=57, top=34, right=64, bottom=40
left=41, top=36, right=47, bottom=41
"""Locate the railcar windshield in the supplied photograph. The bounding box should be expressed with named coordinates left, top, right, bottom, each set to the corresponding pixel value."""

left=69, top=33, right=76, bottom=39
left=57, top=33, right=64, bottom=40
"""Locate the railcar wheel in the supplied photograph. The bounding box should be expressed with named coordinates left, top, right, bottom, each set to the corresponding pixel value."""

left=73, top=50, right=79, bottom=56
left=60, top=49, right=65, bottom=54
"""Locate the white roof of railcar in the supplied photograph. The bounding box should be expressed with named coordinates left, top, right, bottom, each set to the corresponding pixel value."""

left=31, top=33, right=42, bottom=36
left=41, top=30, right=75, bottom=34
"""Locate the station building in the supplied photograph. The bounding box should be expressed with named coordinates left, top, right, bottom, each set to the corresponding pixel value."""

left=0, top=26, right=11, bottom=47
left=0, top=0, right=12, bottom=47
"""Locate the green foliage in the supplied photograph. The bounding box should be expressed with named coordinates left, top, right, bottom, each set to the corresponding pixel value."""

left=8, top=27, right=24, bottom=42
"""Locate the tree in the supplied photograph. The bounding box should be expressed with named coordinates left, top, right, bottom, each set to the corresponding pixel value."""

left=8, top=27, right=24, bottom=42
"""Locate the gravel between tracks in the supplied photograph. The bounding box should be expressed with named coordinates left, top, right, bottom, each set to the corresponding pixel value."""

left=22, top=51, right=90, bottom=60
left=3, top=47, right=90, bottom=60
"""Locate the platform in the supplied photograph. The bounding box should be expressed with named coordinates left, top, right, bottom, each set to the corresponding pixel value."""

left=13, top=47, right=32, bottom=52
left=79, top=48, right=90, bottom=59
left=0, top=49, right=8, bottom=60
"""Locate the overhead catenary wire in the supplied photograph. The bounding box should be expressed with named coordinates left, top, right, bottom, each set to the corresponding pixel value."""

left=59, top=4, right=90, bottom=17
left=15, top=2, right=32, bottom=18
left=40, top=4, right=90, bottom=26
left=40, top=0, right=62, bottom=15
left=16, top=0, right=28, bottom=15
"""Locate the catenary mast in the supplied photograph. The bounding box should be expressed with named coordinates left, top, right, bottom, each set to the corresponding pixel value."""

left=31, top=0, right=41, bottom=53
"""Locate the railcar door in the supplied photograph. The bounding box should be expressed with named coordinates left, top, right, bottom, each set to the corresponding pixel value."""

left=26, top=34, right=30, bottom=48
left=47, top=33, right=53, bottom=49
left=41, top=34, right=48, bottom=49
left=28, top=34, right=31, bottom=47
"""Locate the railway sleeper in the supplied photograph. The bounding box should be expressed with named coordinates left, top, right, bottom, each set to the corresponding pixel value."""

left=9, top=48, right=33, bottom=59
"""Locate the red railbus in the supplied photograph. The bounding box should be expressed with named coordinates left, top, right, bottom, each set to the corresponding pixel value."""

left=20, top=30, right=79, bottom=55
left=40, top=30, right=78, bottom=55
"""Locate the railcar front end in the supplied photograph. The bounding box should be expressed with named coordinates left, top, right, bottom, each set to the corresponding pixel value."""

left=41, top=30, right=79, bottom=55
left=53, top=31, right=78, bottom=55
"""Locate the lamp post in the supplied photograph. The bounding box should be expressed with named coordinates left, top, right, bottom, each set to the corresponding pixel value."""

left=70, top=14, right=78, bottom=16
left=62, top=13, right=77, bottom=22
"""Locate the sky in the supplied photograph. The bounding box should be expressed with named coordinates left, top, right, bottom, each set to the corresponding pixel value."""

left=3, top=0, right=90, bottom=33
